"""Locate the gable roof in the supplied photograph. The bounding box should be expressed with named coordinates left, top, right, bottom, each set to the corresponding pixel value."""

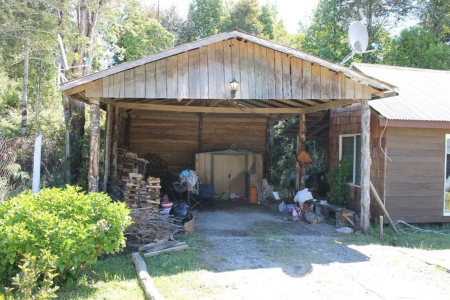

left=352, top=63, right=450, bottom=122
left=60, top=30, right=396, bottom=94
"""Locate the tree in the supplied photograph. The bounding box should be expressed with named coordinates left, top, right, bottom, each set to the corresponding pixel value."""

left=300, top=0, right=412, bottom=64
left=258, top=2, right=277, bottom=39
left=418, top=0, right=450, bottom=43
left=186, top=0, right=228, bottom=40
left=383, top=27, right=450, bottom=69
left=226, top=0, right=263, bottom=35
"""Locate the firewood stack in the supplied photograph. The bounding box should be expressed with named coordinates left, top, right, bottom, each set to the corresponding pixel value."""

left=144, top=153, right=173, bottom=190
left=117, top=148, right=126, bottom=175
left=124, top=173, right=143, bottom=208
left=145, top=177, right=161, bottom=214
left=122, top=152, right=138, bottom=181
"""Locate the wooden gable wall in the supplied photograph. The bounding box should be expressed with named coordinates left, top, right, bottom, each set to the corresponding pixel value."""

left=85, top=39, right=373, bottom=100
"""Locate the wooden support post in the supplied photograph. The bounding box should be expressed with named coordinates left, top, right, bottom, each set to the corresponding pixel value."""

left=297, top=113, right=306, bottom=190
left=103, top=104, right=113, bottom=192
left=264, top=119, right=275, bottom=182
left=111, top=106, right=120, bottom=179
left=125, top=114, right=131, bottom=150
left=379, top=216, right=384, bottom=240
left=323, top=138, right=330, bottom=172
left=198, top=113, right=203, bottom=151
left=360, top=99, right=372, bottom=233
left=88, top=98, right=101, bottom=193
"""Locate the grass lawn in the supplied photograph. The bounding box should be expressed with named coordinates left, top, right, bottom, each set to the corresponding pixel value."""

left=56, top=234, right=213, bottom=300
left=340, top=222, right=450, bottom=250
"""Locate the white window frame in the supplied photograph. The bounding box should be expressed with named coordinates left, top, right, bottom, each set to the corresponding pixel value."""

left=444, top=134, right=450, bottom=216
left=339, top=134, right=361, bottom=187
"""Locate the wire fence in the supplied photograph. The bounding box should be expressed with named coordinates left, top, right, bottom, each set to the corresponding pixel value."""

left=0, top=134, right=67, bottom=202
left=0, top=135, right=33, bottom=201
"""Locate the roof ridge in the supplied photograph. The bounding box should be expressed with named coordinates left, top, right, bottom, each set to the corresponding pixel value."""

left=353, top=63, right=450, bottom=73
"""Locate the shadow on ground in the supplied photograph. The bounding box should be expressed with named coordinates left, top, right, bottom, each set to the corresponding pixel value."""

left=191, top=201, right=369, bottom=278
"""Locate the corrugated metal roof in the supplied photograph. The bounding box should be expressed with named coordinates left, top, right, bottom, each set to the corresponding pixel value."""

left=352, top=63, right=450, bottom=122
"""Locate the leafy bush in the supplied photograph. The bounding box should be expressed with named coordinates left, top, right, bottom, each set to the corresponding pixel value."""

left=2, top=250, right=59, bottom=300
left=326, top=157, right=352, bottom=207
left=0, top=186, right=131, bottom=286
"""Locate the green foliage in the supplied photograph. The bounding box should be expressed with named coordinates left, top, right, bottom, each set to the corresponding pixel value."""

left=109, top=0, right=174, bottom=64
left=0, top=186, right=131, bottom=286
left=187, top=0, right=228, bottom=40
left=271, top=119, right=296, bottom=193
left=2, top=250, right=59, bottom=300
left=383, top=27, right=450, bottom=69
left=226, top=0, right=264, bottom=35
left=326, top=157, right=352, bottom=207
left=418, top=0, right=450, bottom=43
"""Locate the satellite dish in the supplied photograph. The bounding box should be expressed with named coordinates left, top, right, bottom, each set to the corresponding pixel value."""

left=340, top=17, right=378, bottom=65
left=57, top=33, right=68, bottom=70
left=348, top=21, right=369, bottom=54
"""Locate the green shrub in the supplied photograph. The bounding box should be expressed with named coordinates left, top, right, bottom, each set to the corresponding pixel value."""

left=0, top=186, right=131, bottom=286
left=3, top=250, right=59, bottom=300
left=326, top=157, right=352, bottom=207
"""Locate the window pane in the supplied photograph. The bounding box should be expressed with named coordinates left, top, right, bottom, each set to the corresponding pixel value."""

left=355, top=135, right=362, bottom=185
left=445, top=136, right=450, bottom=214
left=342, top=137, right=354, bottom=183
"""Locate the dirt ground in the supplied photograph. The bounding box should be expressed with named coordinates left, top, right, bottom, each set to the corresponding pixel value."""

left=192, top=202, right=450, bottom=300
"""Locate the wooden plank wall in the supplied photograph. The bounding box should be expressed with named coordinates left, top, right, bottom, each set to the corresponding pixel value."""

left=329, top=103, right=386, bottom=217
left=122, top=111, right=267, bottom=176
left=385, top=127, right=450, bottom=223
left=126, top=111, right=199, bottom=173
left=202, top=114, right=267, bottom=152
left=96, top=39, right=372, bottom=100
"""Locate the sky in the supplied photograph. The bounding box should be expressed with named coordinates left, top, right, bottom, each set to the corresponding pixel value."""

left=142, top=0, right=320, bottom=34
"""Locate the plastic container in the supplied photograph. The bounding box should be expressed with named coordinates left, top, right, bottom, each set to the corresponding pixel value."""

left=249, top=186, right=258, bottom=203
left=161, top=202, right=173, bottom=214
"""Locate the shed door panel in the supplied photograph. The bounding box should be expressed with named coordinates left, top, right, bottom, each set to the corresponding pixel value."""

left=229, top=155, right=246, bottom=198
left=213, top=155, right=230, bottom=199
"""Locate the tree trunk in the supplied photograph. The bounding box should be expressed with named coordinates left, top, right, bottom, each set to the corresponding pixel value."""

left=21, top=38, right=30, bottom=136
left=68, top=0, right=110, bottom=184
left=88, top=98, right=100, bottom=192
left=360, top=99, right=371, bottom=232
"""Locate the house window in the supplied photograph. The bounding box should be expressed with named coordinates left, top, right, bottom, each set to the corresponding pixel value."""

left=445, top=134, right=450, bottom=215
left=339, top=134, right=361, bottom=186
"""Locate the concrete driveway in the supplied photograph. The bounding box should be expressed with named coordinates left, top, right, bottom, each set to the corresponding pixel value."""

left=188, top=201, right=450, bottom=300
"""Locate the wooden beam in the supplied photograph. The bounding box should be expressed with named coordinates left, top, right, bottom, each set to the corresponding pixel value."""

left=124, top=115, right=131, bottom=150
left=103, top=104, right=113, bottom=192
left=185, top=99, right=195, bottom=106
left=297, top=113, right=306, bottom=190
left=308, top=110, right=327, bottom=128
left=198, top=113, right=203, bottom=151
left=300, top=99, right=358, bottom=114
left=88, top=98, right=101, bottom=193
left=360, top=99, right=371, bottom=233
left=111, top=107, right=120, bottom=179
left=264, top=119, right=275, bottom=182
left=115, top=102, right=306, bottom=114
left=370, top=181, right=398, bottom=233
left=308, top=122, right=329, bottom=137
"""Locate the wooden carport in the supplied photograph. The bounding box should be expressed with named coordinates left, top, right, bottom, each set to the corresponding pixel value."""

left=60, top=29, right=396, bottom=231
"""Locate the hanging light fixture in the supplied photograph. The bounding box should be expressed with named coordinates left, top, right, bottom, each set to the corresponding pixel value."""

left=230, top=79, right=239, bottom=98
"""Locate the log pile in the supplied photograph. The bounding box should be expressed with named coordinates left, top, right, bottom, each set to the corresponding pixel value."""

left=124, top=173, right=143, bottom=208
left=144, top=153, right=173, bottom=189
left=145, top=177, right=161, bottom=214
left=116, top=148, right=148, bottom=183
left=125, top=208, right=184, bottom=244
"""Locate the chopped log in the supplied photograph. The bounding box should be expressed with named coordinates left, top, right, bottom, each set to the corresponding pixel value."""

left=131, top=252, right=164, bottom=300
left=143, top=244, right=189, bottom=258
